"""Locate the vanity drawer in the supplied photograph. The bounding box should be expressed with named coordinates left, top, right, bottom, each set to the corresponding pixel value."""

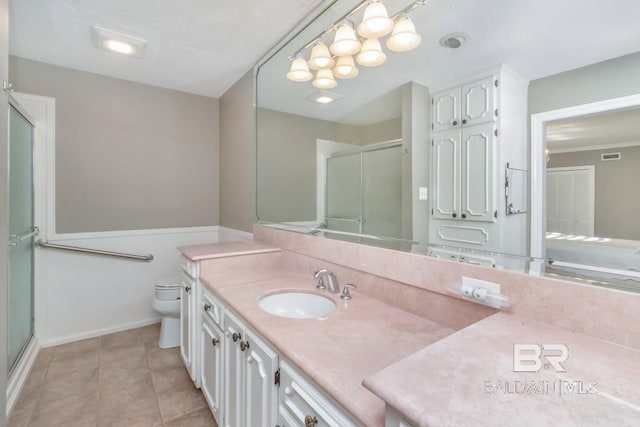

left=278, top=361, right=359, bottom=427
left=180, top=256, right=199, bottom=279
left=201, top=287, right=224, bottom=328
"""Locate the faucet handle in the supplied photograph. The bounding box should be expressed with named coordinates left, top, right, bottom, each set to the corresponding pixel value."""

left=340, top=283, right=357, bottom=300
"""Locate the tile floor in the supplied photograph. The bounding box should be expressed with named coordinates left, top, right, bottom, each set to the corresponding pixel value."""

left=7, top=324, right=217, bottom=427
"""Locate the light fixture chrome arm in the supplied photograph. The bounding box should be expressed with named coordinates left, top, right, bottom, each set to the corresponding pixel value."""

left=288, top=0, right=428, bottom=61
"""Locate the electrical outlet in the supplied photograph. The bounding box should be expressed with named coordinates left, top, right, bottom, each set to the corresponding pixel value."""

left=461, top=276, right=503, bottom=308
left=418, top=187, right=428, bottom=200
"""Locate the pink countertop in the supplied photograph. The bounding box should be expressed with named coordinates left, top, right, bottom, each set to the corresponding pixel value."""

left=177, top=241, right=280, bottom=261
left=200, top=271, right=456, bottom=427
left=363, top=313, right=640, bottom=426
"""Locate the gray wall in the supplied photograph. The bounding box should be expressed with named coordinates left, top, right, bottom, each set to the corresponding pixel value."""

left=0, top=0, right=8, bottom=424
left=548, top=146, right=640, bottom=240
left=256, top=108, right=361, bottom=222
left=529, top=51, right=640, bottom=115
left=219, top=70, right=255, bottom=233
left=360, top=117, right=401, bottom=145
left=9, top=56, right=219, bottom=233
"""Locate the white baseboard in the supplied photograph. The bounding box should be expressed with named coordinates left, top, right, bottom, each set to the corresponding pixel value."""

left=40, top=317, right=161, bottom=348
left=6, top=337, right=40, bottom=417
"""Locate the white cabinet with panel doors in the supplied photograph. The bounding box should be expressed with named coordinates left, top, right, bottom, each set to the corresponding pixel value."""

left=179, top=256, right=199, bottom=385
left=429, top=66, right=529, bottom=256
left=199, top=287, right=225, bottom=425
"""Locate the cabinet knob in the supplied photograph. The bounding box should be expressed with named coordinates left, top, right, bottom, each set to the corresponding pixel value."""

left=240, top=341, right=250, bottom=352
left=232, top=332, right=241, bottom=343
left=461, top=213, right=467, bottom=219
left=452, top=120, right=458, bottom=126
left=203, top=303, right=211, bottom=311
left=462, top=119, right=467, bottom=124
left=211, top=337, right=219, bottom=346
left=304, top=415, right=318, bottom=427
left=185, top=285, right=191, bottom=293
left=452, top=212, right=457, bottom=218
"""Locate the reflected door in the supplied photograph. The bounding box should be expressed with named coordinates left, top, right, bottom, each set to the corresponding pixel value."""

left=547, top=166, right=595, bottom=235
left=325, top=153, right=362, bottom=233
left=8, top=105, right=36, bottom=373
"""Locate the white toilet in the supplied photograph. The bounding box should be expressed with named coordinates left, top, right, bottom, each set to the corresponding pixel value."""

left=151, top=276, right=181, bottom=349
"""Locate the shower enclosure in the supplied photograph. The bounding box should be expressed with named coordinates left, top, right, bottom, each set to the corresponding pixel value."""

left=7, top=102, right=36, bottom=374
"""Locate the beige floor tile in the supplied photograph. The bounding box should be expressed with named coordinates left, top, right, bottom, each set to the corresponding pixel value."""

left=6, top=404, right=33, bottom=427
left=100, top=342, right=146, bottom=365
left=47, top=350, right=99, bottom=380
left=53, top=338, right=99, bottom=359
left=147, top=347, right=184, bottom=372
left=151, top=365, right=192, bottom=394
left=99, top=354, right=149, bottom=385
left=156, top=382, right=208, bottom=423
left=100, top=329, right=142, bottom=348
left=163, top=407, right=218, bottom=427
left=142, top=323, right=163, bottom=353
left=31, top=391, right=98, bottom=427
left=39, top=366, right=99, bottom=404
left=98, top=372, right=156, bottom=415
left=96, top=394, right=163, bottom=427
left=30, top=348, right=55, bottom=371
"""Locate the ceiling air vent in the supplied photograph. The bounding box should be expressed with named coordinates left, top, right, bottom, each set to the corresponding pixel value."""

left=601, top=152, right=621, bottom=161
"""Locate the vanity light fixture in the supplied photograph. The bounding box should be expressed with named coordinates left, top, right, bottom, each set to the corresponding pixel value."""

left=286, top=0, right=426, bottom=86
left=91, top=25, right=147, bottom=58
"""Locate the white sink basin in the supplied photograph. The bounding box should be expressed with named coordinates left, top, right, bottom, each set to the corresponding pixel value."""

left=259, top=291, right=336, bottom=319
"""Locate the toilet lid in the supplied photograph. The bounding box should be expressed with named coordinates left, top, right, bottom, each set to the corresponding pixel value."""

left=155, top=276, right=181, bottom=289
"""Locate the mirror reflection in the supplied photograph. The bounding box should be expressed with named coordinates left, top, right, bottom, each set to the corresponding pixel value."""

left=256, top=0, right=640, bottom=287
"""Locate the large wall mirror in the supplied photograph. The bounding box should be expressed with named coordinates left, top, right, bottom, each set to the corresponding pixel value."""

left=255, top=0, right=640, bottom=291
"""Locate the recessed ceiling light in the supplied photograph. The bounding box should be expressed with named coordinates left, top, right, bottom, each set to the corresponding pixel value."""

left=439, top=32, right=468, bottom=49
left=305, top=90, right=344, bottom=104
left=91, top=25, right=147, bottom=58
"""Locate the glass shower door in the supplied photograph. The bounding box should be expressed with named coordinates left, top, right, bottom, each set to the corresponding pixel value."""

left=8, top=104, right=35, bottom=373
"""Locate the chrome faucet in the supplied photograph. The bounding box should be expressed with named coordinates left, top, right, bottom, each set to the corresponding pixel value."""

left=313, top=268, right=339, bottom=294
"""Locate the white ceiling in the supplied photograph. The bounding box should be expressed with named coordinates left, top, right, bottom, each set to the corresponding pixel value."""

left=9, top=0, right=324, bottom=98
left=547, top=107, right=640, bottom=152
left=258, top=0, right=640, bottom=125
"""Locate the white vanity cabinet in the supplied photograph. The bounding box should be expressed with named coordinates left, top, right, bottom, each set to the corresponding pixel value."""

left=277, top=361, right=359, bottom=427
left=200, top=288, right=225, bottom=425
left=223, top=309, right=279, bottom=427
left=179, top=256, right=199, bottom=384
left=432, top=76, right=496, bottom=133
left=429, top=66, right=529, bottom=255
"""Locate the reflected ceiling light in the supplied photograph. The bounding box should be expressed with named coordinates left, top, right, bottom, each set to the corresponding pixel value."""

left=333, top=56, right=359, bottom=79
left=386, top=15, right=421, bottom=52
left=313, top=69, right=337, bottom=89
left=439, top=32, right=468, bottom=49
left=358, top=0, right=394, bottom=38
left=306, top=90, right=344, bottom=104
left=308, top=42, right=335, bottom=70
left=91, top=25, right=147, bottom=58
left=356, top=39, right=387, bottom=67
left=287, top=57, right=313, bottom=82
left=330, top=21, right=361, bottom=56
left=286, top=0, right=426, bottom=88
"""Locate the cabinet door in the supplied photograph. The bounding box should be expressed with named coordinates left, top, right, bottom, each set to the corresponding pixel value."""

left=461, top=123, right=495, bottom=222
left=432, top=87, right=461, bottom=132
left=201, top=320, right=224, bottom=425
left=432, top=130, right=460, bottom=220
left=223, top=311, right=244, bottom=427
left=180, top=274, right=193, bottom=376
left=461, top=76, right=496, bottom=127
left=243, top=329, right=278, bottom=427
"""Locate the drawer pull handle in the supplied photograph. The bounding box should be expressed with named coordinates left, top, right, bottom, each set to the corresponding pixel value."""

left=203, top=303, right=211, bottom=311
left=211, top=338, right=219, bottom=346
left=304, top=415, right=318, bottom=426
left=240, top=341, right=250, bottom=352
left=184, top=285, right=191, bottom=293
left=232, top=332, right=241, bottom=343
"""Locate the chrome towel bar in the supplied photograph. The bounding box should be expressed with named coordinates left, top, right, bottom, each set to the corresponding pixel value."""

left=36, top=239, right=154, bottom=262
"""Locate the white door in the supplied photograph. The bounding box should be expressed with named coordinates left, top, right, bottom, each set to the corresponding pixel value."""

left=432, top=87, right=461, bottom=132
left=461, top=123, right=496, bottom=222
left=179, top=274, right=193, bottom=375
left=547, top=166, right=595, bottom=235
left=223, top=311, right=244, bottom=427
left=461, top=76, right=496, bottom=127
left=243, top=329, right=278, bottom=427
left=201, top=320, right=224, bottom=425
left=432, top=130, right=460, bottom=220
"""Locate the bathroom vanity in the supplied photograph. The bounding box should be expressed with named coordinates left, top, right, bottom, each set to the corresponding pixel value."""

left=178, top=237, right=640, bottom=427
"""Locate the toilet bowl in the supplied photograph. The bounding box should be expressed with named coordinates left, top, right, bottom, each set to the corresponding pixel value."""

left=152, top=276, right=181, bottom=349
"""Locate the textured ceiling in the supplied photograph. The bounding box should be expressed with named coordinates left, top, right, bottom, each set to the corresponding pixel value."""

left=9, top=0, right=323, bottom=97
